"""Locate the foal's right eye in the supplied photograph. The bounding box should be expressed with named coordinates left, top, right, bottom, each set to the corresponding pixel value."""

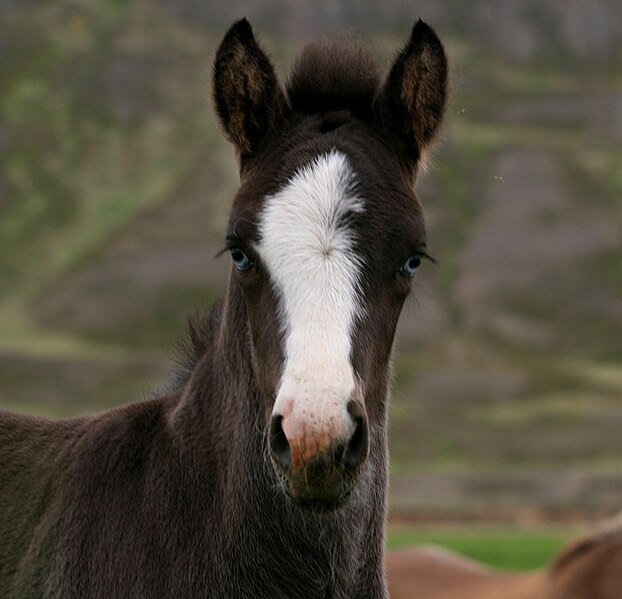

left=230, top=247, right=253, bottom=271
left=399, top=254, right=422, bottom=278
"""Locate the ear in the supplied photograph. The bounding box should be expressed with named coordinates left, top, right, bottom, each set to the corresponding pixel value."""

left=212, top=19, right=289, bottom=159
left=375, top=20, right=448, bottom=168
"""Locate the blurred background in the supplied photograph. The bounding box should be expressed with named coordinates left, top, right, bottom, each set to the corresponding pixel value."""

left=1, top=0, right=621, bottom=569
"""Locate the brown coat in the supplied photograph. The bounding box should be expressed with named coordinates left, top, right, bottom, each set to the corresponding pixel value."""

left=386, top=525, right=622, bottom=599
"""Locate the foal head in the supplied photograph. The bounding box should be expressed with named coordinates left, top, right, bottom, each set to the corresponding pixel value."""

left=213, top=19, right=447, bottom=509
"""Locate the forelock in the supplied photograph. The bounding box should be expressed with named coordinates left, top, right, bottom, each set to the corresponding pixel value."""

left=286, top=35, right=380, bottom=118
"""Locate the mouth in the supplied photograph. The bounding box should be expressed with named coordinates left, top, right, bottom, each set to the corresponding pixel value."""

left=287, top=491, right=350, bottom=512
left=272, top=451, right=357, bottom=512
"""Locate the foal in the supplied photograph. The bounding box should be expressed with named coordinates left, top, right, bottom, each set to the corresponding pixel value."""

left=386, top=522, right=622, bottom=599
left=0, top=19, right=447, bottom=598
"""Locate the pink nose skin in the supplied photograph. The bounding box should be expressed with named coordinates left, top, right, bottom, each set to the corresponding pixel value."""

left=269, top=399, right=369, bottom=477
left=281, top=413, right=342, bottom=474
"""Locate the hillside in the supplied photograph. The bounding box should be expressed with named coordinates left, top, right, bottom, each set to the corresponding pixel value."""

left=1, top=0, right=621, bottom=521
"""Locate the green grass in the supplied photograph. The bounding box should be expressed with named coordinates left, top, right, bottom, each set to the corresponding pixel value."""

left=387, top=526, right=571, bottom=571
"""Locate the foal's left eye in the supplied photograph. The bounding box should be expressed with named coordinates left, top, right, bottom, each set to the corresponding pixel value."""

left=230, top=247, right=253, bottom=271
left=399, top=254, right=422, bottom=277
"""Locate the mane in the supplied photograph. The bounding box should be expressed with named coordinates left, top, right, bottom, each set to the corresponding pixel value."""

left=286, top=35, right=380, bottom=118
left=551, top=512, right=622, bottom=572
left=159, top=301, right=223, bottom=394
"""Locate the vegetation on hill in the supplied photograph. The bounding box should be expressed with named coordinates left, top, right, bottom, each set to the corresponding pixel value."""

left=1, top=0, right=621, bottom=520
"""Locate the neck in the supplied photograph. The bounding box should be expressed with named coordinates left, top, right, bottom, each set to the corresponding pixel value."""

left=170, top=272, right=256, bottom=430
left=167, top=274, right=389, bottom=598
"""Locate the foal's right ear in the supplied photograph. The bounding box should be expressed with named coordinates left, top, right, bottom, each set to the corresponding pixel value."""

left=375, top=20, right=448, bottom=170
left=213, top=19, right=289, bottom=159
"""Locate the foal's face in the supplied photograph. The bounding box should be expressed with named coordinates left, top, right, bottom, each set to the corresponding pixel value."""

left=228, top=129, right=426, bottom=506
left=213, top=19, right=447, bottom=509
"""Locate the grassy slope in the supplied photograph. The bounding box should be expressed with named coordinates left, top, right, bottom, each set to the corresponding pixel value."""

left=1, top=2, right=621, bottom=520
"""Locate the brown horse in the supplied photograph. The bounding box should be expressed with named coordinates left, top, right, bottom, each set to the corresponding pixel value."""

left=386, top=521, right=622, bottom=599
left=0, top=18, right=448, bottom=599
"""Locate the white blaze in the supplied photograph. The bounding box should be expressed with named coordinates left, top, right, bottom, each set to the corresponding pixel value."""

left=257, top=151, right=363, bottom=445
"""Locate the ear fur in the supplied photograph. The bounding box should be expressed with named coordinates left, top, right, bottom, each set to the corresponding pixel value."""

left=212, top=19, right=289, bottom=158
left=375, top=20, right=448, bottom=168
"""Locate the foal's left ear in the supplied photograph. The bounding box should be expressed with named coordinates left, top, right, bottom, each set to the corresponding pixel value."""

left=213, top=19, right=289, bottom=159
left=375, top=20, right=448, bottom=169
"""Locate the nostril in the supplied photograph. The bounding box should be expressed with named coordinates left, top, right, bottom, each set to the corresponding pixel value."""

left=342, top=400, right=369, bottom=472
left=269, top=414, right=291, bottom=472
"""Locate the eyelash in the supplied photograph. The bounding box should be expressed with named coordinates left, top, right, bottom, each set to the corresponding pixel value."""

left=417, top=250, right=437, bottom=265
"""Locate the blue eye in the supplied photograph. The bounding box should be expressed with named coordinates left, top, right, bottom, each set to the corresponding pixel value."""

left=399, top=254, right=422, bottom=277
left=230, top=247, right=253, bottom=271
